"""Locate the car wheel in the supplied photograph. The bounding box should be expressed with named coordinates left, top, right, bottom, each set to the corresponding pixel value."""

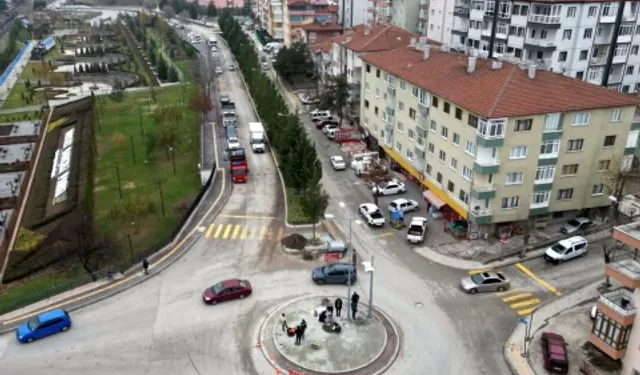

left=61, top=326, right=69, bottom=332
left=239, top=294, right=246, bottom=300
left=469, top=288, right=478, bottom=295
left=211, top=299, right=219, bottom=305
left=413, top=206, right=419, bottom=212
left=497, top=286, right=506, bottom=292
left=315, top=280, right=325, bottom=285
left=581, top=251, right=587, bottom=257
left=26, top=337, right=34, bottom=343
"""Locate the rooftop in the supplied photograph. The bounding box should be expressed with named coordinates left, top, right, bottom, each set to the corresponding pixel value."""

left=600, top=289, right=637, bottom=317
left=608, top=259, right=640, bottom=281
left=331, top=24, right=429, bottom=53
left=299, top=21, right=343, bottom=32
left=310, top=39, right=333, bottom=54
left=615, top=221, right=640, bottom=241
left=359, top=45, right=640, bottom=118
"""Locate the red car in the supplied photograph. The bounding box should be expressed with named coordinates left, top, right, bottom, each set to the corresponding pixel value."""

left=315, top=120, right=339, bottom=130
left=202, top=279, right=252, bottom=305
left=541, top=332, right=569, bottom=374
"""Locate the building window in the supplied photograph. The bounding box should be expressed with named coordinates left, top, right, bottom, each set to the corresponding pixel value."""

left=588, top=6, right=597, bottom=17
left=396, top=142, right=402, bottom=151
left=409, top=108, right=416, bottom=119
left=462, top=165, right=473, bottom=180
left=567, top=139, right=584, bottom=151
left=515, top=119, right=532, bottom=132
left=441, top=126, right=448, bottom=139
left=561, top=164, right=579, bottom=176
left=397, top=122, right=404, bottom=132
left=444, top=102, right=451, bottom=114
left=447, top=180, right=455, bottom=193
left=398, top=101, right=405, bottom=112
left=510, top=146, right=528, bottom=159
left=364, top=100, right=370, bottom=109
left=375, top=106, right=379, bottom=115
left=376, top=88, right=380, bottom=97
left=376, top=68, right=380, bottom=78
left=426, top=164, right=432, bottom=175
left=432, top=96, right=439, bottom=108
left=567, top=6, right=576, bottom=17
left=400, top=80, right=406, bottom=90
left=452, top=133, right=460, bottom=145
left=465, top=141, right=476, bottom=156
left=506, top=172, right=524, bottom=185
left=406, top=149, right=414, bottom=160
left=450, top=158, right=458, bottom=170
left=535, top=166, right=555, bottom=182
left=532, top=191, right=550, bottom=205
left=459, top=189, right=470, bottom=204
left=579, top=50, right=588, bottom=60
left=468, top=114, right=478, bottom=129
left=439, top=150, right=446, bottom=162
left=428, top=142, right=435, bottom=154
left=502, top=196, right=519, bottom=209
left=455, top=108, right=462, bottom=120
left=557, top=188, right=574, bottom=200
left=592, top=184, right=604, bottom=196
left=598, top=160, right=611, bottom=171
left=603, top=135, right=617, bottom=147
left=430, top=120, right=437, bottom=132
left=540, top=140, right=560, bottom=156
left=592, top=311, right=632, bottom=350
left=558, top=51, right=567, bottom=62
left=436, top=172, right=443, bottom=184
left=407, top=128, right=415, bottom=140
left=366, top=64, right=371, bottom=73
left=365, top=82, right=370, bottom=92
left=627, top=66, right=635, bottom=76
left=611, top=109, right=622, bottom=122
left=563, top=29, right=572, bottom=40
left=411, top=86, right=419, bottom=98
left=633, top=46, right=640, bottom=55
left=572, top=112, right=590, bottom=125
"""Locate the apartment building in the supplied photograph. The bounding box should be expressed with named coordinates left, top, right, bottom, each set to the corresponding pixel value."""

left=367, top=0, right=422, bottom=33
left=282, top=0, right=336, bottom=46
left=427, top=0, right=640, bottom=93
left=359, top=43, right=640, bottom=235
left=299, top=21, right=343, bottom=46
left=268, top=0, right=285, bottom=41
left=338, top=0, right=368, bottom=29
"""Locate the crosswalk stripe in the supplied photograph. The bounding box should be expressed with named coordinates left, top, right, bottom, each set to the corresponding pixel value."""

left=468, top=269, right=491, bottom=275
left=205, top=224, right=215, bottom=238
left=502, top=293, right=533, bottom=302
left=277, top=227, right=284, bottom=241
left=510, top=299, right=540, bottom=309
left=259, top=226, right=266, bottom=240
left=222, top=224, right=233, bottom=239
left=213, top=224, right=224, bottom=239
left=240, top=227, right=248, bottom=240
left=232, top=225, right=241, bottom=239
left=517, top=308, right=538, bottom=316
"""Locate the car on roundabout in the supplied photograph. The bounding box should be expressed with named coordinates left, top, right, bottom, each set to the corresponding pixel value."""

left=312, top=263, right=357, bottom=285
left=202, top=279, right=252, bottom=305
left=359, top=203, right=385, bottom=227
left=16, top=308, right=72, bottom=343
left=330, top=156, right=346, bottom=170
left=460, top=271, right=510, bottom=294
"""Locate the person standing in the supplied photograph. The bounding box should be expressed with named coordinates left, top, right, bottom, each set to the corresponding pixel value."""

left=142, top=259, right=149, bottom=275
left=326, top=304, right=334, bottom=317
left=280, top=313, right=288, bottom=332
left=294, top=325, right=302, bottom=345
left=300, top=319, right=307, bottom=342
left=351, top=292, right=360, bottom=320
left=335, top=298, right=343, bottom=317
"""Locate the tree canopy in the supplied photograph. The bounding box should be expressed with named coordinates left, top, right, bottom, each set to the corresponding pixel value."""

left=273, top=41, right=314, bottom=83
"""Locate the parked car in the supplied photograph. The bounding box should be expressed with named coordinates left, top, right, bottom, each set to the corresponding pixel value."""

left=406, top=217, right=428, bottom=243
left=541, top=332, right=569, bottom=374
left=330, top=156, right=346, bottom=170
left=227, top=136, right=240, bottom=150
left=327, top=127, right=340, bottom=140
left=460, top=271, right=510, bottom=294
left=359, top=203, right=385, bottom=227
left=544, top=236, right=588, bottom=264
left=228, top=63, right=236, bottom=71
left=215, top=67, right=223, bottom=75
left=312, top=263, right=357, bottom=285
left=310, top=109, right=332, bottom=122
left=560, top=217, right=591, bottom=234
left=315, top=119, right=339, bottom=130
left=388, top=198, right=419, bottom=213
left=210, top=46, right=218, bottom=52
left=300, top=93, right=319, bottom=105
left=220, top=94, right=231, bottom=105
left=372, top=179, right=407, bottom=196
left=202, top=279, right=252, bottom=305
left=16, top=309, right=72, bottom=343
left=323, top=124, right=339, bottom=135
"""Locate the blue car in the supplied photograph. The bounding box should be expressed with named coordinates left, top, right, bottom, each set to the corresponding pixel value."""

left=16, top=309, right=72, bottom=343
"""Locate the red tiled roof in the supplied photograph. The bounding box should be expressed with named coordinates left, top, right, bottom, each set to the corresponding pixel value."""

left=310, top=40, right=332, bottom=53
left=300, top=21, right=343, bottom=32
left=360, top=46, right=640, bottom=118
left=331, top=24, right=418, bottom=53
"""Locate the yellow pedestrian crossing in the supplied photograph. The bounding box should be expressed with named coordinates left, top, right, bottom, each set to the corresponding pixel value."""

left=498, top=288, right=541, bottom=316
left=203, top=222, right=284, bottom=242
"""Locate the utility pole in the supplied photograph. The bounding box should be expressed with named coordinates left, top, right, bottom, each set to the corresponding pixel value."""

left=602, top=0, right=627, bottom=87
left=488, top=0, right=501, bottom=59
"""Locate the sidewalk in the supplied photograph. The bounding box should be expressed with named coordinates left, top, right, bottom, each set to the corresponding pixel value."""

left=503, top=280, right=602, bottom=375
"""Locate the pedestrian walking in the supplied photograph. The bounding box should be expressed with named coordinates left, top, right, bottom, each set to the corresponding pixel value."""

left=300, top=319, right=307, bottom=342
left=280, top=313, right=288, bottom=332
left=327, top=304, right=334, bottom=317
left=142, top=259, right=149, bottom=275
left=351, top=292, right=360, bottom=305
left=351, top=292, right=360, bottom=319
left=294, top=325, right=302, bottom=345
left=335, top=298, right=343, bottom=317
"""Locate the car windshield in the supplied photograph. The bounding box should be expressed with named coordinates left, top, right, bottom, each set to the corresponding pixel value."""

left=551, top=244, right=568, bottom=254
left=27, top=317, right=40, bottom=331
left=239, top=280, right=246, bottom=288
left=223, top=113, right=235, bottom=118
left=333, top=157, right=343, bottom=163
left=408, top=225, right=422, bottom=234
left=211, top=282, right=223, bottom=295
left=470, top=274, right=485, bottom=284
left=231, top=168, right=247, bottom=175
left=370, top=211, right=383, bottom=219
left=567, top=219, right=581, bottom=227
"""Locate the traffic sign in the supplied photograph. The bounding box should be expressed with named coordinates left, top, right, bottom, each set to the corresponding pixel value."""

left=519, top=317, right=528, bottom=325
left=324, top=252, right=340, bottom=262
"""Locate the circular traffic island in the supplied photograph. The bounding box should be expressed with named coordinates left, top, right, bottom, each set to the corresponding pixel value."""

left=259, top=296, right=400, bottom=375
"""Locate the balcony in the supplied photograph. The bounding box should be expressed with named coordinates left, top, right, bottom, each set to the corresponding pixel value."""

left=474, top=160, right=499, bottom=174
left=453, top=6, right=469, bottom=16
left=618, top=33, right=632, bottom=44
left=524, top=38, right=556, bottom=50
left=613, top=53, right=627, bottom=65
left=471, top=184, right=496, bottom=199
left=589, top=289, right=635, bottom=360
left=591, top=54, right=608, bottom=65
left=609, top=73, right=623, bottom=84
left=594, top=33, right=612, bottom=45
left=528, top=13, right=561, bottom=25
left=476, top=118, right=505, bottom=147
left=601, top=10, right=618, bottom=23
left=418, top=101, right=429, bottom=117
left=452, top=23, right=469, bottom=34
left=606, top=258, right=640, bottom=289
left=416, top=136, right=426, bottom=150
left=468, top=206, right=493, bottom=224
left=383, top=114, right=395, bottom=127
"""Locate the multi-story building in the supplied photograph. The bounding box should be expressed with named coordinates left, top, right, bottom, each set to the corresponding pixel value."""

left=427, top=0, right=640, bottom=93
left=367, top=0, right=422, bottom=33
left=299, top=21, right=343, bottom=46
left=359, top=43, right=640, bottom=235
left=418, top=0, right=429, bottom=35
left=259, top=0, right=271, bottom=30
left=268, top=0, right=285, bottom=41
left=338, top=0, right=369, bottom=29
left=282, top=0, right=336, bottom=46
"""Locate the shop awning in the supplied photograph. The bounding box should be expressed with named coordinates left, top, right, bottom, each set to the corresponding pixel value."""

left=423, top=190, right=446, bottom=209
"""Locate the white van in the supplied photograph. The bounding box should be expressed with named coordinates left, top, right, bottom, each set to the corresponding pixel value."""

left=544, top=236, right=588, bottom=264
left=310, top=110, right=332, bottom=122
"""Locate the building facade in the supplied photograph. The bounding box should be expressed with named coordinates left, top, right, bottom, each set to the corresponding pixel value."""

left=427, top=0, right=640, bottom=93
left=282, top=0, right=336, bottom=46
left=268, top=0, right=285, bottom=40
left=299, top=21, right=343, bottom=46
left=367, top=0, right=422, bottom=33
left=359, top=44, right=640, bottom=235
left=339, top=0, right=369, bottom=29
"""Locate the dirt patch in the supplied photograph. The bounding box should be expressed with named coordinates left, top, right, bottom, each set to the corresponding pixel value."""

left=111, top=132, right=127, bottom=146
left=281, top=233, right=307, bottom=250
left=123, top=182, right=135, bottom=189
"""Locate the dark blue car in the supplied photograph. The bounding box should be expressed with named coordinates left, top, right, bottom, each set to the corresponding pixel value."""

left=16, top=309, right=72, bottom=343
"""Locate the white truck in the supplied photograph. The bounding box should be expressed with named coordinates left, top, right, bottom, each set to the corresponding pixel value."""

left=248, top=122, right=266, bottom=153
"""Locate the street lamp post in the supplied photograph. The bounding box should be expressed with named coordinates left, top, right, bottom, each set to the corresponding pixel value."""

left=363, top=257, right=375, bottom=318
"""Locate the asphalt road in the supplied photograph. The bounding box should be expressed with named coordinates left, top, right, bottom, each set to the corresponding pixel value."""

left=0, top=19, right=608, bottom=375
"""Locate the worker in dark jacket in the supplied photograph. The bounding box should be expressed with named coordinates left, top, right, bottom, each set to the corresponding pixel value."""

left=335, top=298, right=343, bottom=317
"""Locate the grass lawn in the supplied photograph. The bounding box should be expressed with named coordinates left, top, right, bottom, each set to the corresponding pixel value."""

left=20, top=61, right=50, bottom=80
left=175, top=59, right=194, bottom=82
left=93, top=81, right=201, bottom=260
left=0, top=111, right=42, bottom=123
left=2, top=83, right=47, bottom=110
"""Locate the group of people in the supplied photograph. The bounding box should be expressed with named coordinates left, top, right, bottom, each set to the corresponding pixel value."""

left=280, top=315, right=308, bottom=345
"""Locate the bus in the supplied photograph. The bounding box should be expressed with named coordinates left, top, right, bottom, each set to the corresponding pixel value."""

left=208, top=36, right=217, bottom=47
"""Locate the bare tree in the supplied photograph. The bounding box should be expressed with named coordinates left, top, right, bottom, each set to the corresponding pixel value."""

left=162, top=5, right=176, bottom=20
left=601, top=155, right=640, bottom=223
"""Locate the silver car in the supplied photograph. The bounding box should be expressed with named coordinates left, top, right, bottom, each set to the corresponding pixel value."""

left=460, top=271, right=510, bottom=294
left=330, top=156, right=346, bottom=170
left=560, top=217, right=591, bottom=234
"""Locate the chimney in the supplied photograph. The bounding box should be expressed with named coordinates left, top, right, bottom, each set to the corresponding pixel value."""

left=528, top=64, right=536, bottom=79
left=423, top=45, right=430, bottom=60
left=491, top=60, right=502, bottom=70
left=467, top=56, right=476, bottom=73
left=409, top=37, right=417, bottom=47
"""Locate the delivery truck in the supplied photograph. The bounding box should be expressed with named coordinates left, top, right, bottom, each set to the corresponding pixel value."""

left=248, top=122, right=265, bottom=153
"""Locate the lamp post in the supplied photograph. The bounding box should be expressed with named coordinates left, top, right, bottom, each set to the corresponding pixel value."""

left=324, top=211, right=361, bottom=320
left=362, top=257, right=375, bottom=318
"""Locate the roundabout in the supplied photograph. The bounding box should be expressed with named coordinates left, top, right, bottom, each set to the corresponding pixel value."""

left=258, top=296, right=401, bottom=375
